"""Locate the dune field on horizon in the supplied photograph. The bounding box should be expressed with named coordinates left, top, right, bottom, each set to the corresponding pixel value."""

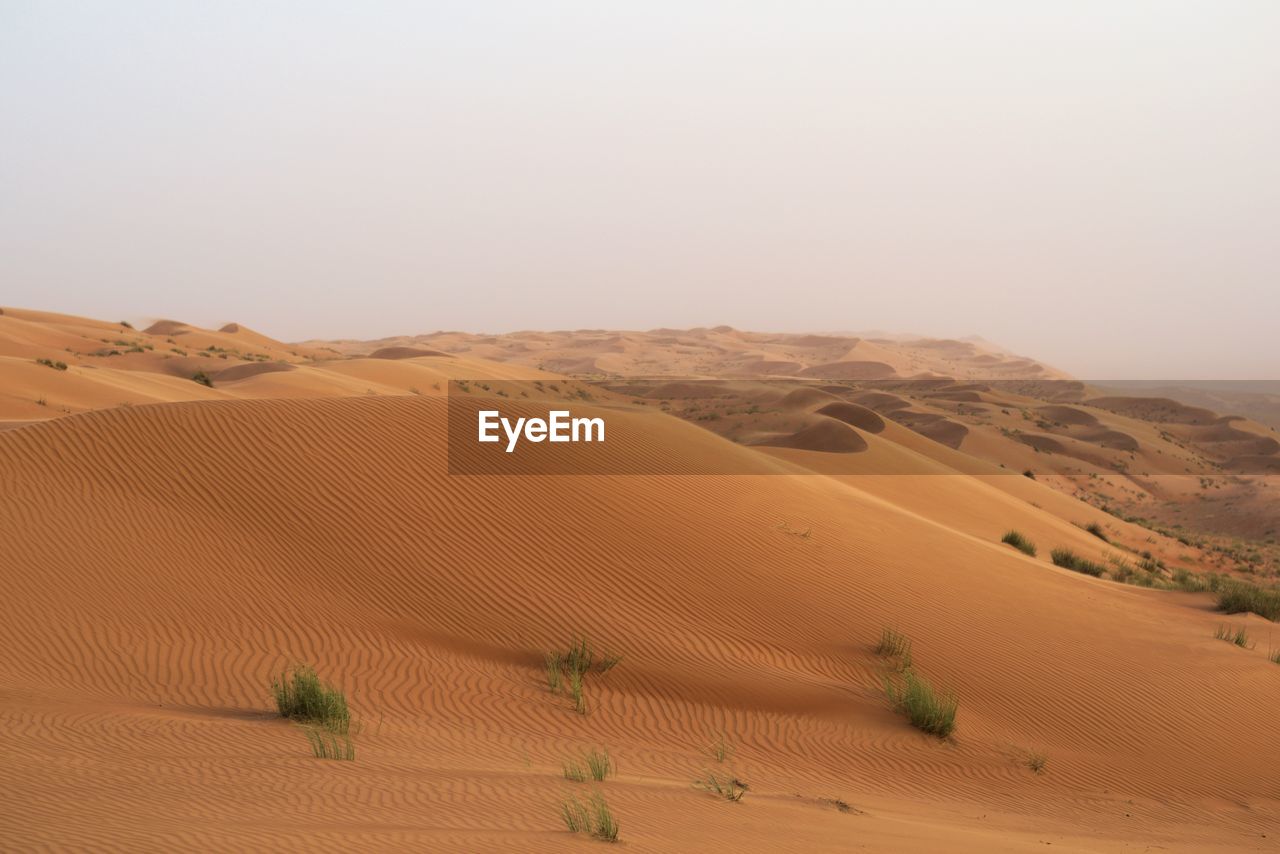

left=2, top=307, right=1278, bottom=851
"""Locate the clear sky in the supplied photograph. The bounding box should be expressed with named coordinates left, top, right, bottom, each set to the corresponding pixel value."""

left=2, top=2, right=1277, bottom=377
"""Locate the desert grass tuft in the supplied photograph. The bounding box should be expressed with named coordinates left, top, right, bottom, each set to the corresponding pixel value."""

left=1025, top=752, right=1047, bottom=774
left=709, top=732, right=733, bottom=763
left=545, top=652, right=564, bottom=694
left=1050, top=548, right=1106, bottom=577
left=1001, top=530, right=1037, bottom=556
left=564, top=748, right=612, bottom=782
left=695, top=770, right=748, bottom=802
left=884, top=668, right=957, bottom=738
left=567, top=668, right=588, bottom=715
left=561, top=791, right=619, bottom=841
left=874, top=627, right=912, bottom=659
left=545, top=637, right=620, bottom=714
left=1216, top=580, right=1280, bottom=622
left=1083, top=521, right=1109, bottom=542
left=1214, top=624, right=1253, bottom=648
left=304, top=726, right=356, bottom=760
left=565, top=636, right=595, bottom=677
left=272, top=664, right=350, bottom=734
left=584, top=748, right=612, bottom=781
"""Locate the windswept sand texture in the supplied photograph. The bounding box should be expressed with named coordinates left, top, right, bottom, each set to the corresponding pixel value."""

left=2, top=310, right=1279, bottom=851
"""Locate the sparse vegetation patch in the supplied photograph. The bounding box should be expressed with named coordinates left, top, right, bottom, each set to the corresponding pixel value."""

left=1216, top=580, right=1280, bottom=622
left=1214, top=624, right=1253, bottom=648
left=695, top=770, right=747, bottom=802
left=543, top=637, right=621, bottom=715
left=884, top=667, right=957, bottom=738
left=1083, top=521, right=1109, bottom=542
left=304, top=727, right=355, bottom=760
left=560, top=791, right=619, bottom=842
left=1050, top=548, right=1106, bottom=577
left=1002, top=530, right=1037, bottom=556
left=271, top=664, right=351, bottom=734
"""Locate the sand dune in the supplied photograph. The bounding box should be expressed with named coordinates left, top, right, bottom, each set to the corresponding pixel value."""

left=2, top=310, right=1279, bottom=851
left=3, top=393, right=1279, bottom=850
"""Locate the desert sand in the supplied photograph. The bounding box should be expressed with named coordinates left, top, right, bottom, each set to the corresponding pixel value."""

left=2, top=309, right=1278, bottom=851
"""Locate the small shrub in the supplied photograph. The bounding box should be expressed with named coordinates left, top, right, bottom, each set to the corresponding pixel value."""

left=192, top=370, right=213, bottom=388
left=304, top=727, right=355, bottom=760
left=1022, top=469, right=1035, bottom=479
left=1214, top=624, right=1253, bottom=648
left=119, top=321, right=133, bottom=329
left=884, top=669, right=957, bottom=738
left=1216, top=581, right=1280, bottom=622
left=1025, top=752, right=1047, bottom=774
left=271, top=665, right=350, bottom=734
left=1001, top=530, right=1037, bottom=556
left=35, top=358, right=68, bottom=371
left=695, top=770, right=747, bottom=802
left=563, top=760, right=586, bottom=782
left=1050, top=548, right=1105, bottom=577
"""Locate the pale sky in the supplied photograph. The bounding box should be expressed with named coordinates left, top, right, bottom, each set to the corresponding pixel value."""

left=2, top=2, right=1277, bottom=378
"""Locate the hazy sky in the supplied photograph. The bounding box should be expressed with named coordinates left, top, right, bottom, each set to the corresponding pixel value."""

left=2, top=2, right=1277, bottom=377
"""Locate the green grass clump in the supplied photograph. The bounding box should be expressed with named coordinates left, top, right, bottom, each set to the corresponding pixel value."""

left=567, top=669, right=587, bottom=715
left=1216, top=581, right=1280, bottom=622
left=304, top=727, right=355, bottom=760
left=1001, top=530, right=1037, bottom=556
left=564, top=748, right=612, bottom=782
left=561, top=791, right=619, bottom=841
left=874, top=627, right=912, bottom=659
left=543, top=637, right=621, bottom=715
left=1214, top=624, right=1253, bottom=648
left=584, top=748, right=612, bottom=781
left=35, top=358, right=68, bottom=371
left=192, top=370, right=213, bottom=388
left=695, top=770, right=747, bottom=802
left=545, top=652, right=564, bottom=694
left=1050, top=548, right=1106, bottom=577
left=271, top=664, right=350, bottom=734
left=1083, top=522, right=1109, bottom=542
left=884, top=668, right=957, bottom=738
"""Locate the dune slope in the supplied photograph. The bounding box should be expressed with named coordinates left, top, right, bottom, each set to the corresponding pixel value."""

left=1, top=396, right=1278, bottom=851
